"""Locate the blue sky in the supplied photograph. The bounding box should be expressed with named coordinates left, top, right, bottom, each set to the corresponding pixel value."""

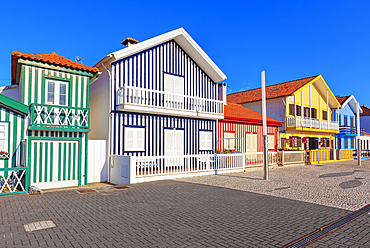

left=1, top=0, right=369, bottom=106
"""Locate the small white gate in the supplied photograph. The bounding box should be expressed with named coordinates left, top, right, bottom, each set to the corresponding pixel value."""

left=88, top=140, right=107, bottom=183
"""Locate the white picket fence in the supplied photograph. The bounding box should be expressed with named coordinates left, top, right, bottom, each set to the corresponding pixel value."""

left=244, top=152, right=278, bottom=167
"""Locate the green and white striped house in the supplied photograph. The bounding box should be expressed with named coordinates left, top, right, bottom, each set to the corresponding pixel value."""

left=0, top=51, right=98, bottom=191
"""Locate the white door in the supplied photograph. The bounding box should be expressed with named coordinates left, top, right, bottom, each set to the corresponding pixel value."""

left=164, top=129, right=184, bottom=167
left=31, top=140, right=79, bottom=189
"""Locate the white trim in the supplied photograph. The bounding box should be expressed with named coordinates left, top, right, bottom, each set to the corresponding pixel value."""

left=199, top=131, right=212, bottom=150
left=96, top=28, right=227, bottom=83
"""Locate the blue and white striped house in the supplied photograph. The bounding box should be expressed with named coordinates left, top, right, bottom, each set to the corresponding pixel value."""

left=89, top=28, right=243, bottom=184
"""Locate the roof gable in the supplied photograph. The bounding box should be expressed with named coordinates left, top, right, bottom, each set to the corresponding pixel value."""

left=227, top=75, right=319, bottom=104
left=227, top=74, right=341, bottom=108
left=96, top=28, right=226, bottom=83
left=336, top=95, right=362, bottom=114
left=361, top=105, right=370, bottom=116
left=11, top=51, right=99, bottom=85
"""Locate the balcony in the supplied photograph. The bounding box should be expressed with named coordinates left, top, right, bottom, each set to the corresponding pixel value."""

left=286, top=116, right=339, bottom=131
left=29, top=103, right=89, bottom=131
left=116, top=86, right=224, bottom=119
left=339, top=125, right=364, bottom=135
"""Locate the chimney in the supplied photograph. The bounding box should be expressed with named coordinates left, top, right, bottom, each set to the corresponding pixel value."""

left=121, top=37, right=139, bottom=48
left=218, top=82, right=227, bottom=104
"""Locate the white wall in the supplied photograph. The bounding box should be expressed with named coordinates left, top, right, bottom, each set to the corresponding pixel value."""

left=89, top=70, right=110, bottom=140
left=241, top=98, right=286, bottom=131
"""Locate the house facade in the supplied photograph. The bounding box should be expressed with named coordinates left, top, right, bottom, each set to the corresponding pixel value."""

left=218, top=103, right=283, bottom=153
left=90, top=28, right=229, bottom=183
left=360, top=105, right=370, bottom=133
left=0, top=51, right=98, bottom=190
left=227, top=75, right=349, bottom=163
left=335, top=95, right=363, bottom=151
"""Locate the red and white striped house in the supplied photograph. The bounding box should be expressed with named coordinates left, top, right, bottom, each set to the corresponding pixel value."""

left=218, top=103, right=283, bottom=153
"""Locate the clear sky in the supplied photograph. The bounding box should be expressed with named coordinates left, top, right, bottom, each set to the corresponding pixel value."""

left=1, top=0, right=369, bottom=106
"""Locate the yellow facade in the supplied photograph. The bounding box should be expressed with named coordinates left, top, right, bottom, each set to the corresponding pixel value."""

left=280, top=75, right=341, bottom=151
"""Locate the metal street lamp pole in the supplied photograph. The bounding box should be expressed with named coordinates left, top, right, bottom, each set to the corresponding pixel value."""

left=262, top=71, right=268, bottom=180
left=357, top=102, right=361, bottom=165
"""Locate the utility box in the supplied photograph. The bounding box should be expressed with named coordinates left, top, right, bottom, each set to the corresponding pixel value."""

left=110, top=155, right=136, bottom=185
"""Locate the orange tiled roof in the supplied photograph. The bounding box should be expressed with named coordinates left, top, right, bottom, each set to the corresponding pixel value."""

left=121, top=37, right=139, bottom=45
left=11, top=51, right=98, bottom=85
left=336, top=95, right=351, bottom=105
left=224, top=103, right=283, bottom=125
left=227, top=75, right=320, bottom=104
left=361, top=105, right=370, bottom=117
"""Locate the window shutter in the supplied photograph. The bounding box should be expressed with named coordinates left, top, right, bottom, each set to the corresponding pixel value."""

left=206, top=132, right=212, bottom=150
left=175, top=77, right=184, bottom=95
left=289, top=104, right=294, bottom=115
left=200, top=132, right=206, bottom=150
left=165, top=130, right=174, bottom=156
left=165, top=75, right=175, bottom=93
left=297, top=138, right=302, bottom=148
left=268, top=135, right=274, bottom=149
left=252, top=134, right=257, bottom=152
left=126, top=128, right=134, bottom=150
left=175, top=130, right=184, bottom=155
left=281, top=138, right=286, bottom=149
left=245, top=134, right=251, bottom=152
left=136, top=129, right=144, bottom=151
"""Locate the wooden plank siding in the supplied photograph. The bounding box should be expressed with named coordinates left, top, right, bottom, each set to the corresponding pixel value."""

left=20, top=64, right=89, bottom=109
left=0, top=106, right=25, bottom=169
left=218, top=121, right=279, bottom=153
left=111, top=40, right=218, bottom=111
left=111, top=112, right=216, bottom=156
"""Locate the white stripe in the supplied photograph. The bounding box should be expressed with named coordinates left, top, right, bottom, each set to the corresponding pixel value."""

left=38, top=69, right=43, bottom=104
left=24, top=66, right=29, bottom=104
left=83, top=77, right=87, bottom=108
left=72, top=75, right=76, bottom=107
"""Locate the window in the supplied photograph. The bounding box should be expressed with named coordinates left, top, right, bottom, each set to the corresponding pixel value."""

left=268, top=135, right=274, bottom=149
left=322, top=111, right=327, bottom=120
left=344, top=116, right=348, bottom=126
left=200, top=131, right=213, bottom=150
left=125, top=127, right=145, bottom=151
left=311, top=108, right=317, bottom=118
left=320, top=138, right=330, bottom=147
left=350, top=117, right=354, bottom=127
left=164, top=74, right=184, bottom=95
left=224, top=133, right=235, bottom=150
left=339, top=114, right=341, bottom=125
left=0, top=123, right=9, bottom=152
left=304, top=107, right=310, bottom=118
left=344, top=138, right=348, bottom=148
left=289, top=104, right=295, bottom=116
left=246, top=133, right=257, bottom=152
left=289, top=136, right=301, bottom=148
left=351, top=138, right=354, bottom=148
left=296, top=105, right=301, bottom=116
left=46, top=80, right=68, bottom=106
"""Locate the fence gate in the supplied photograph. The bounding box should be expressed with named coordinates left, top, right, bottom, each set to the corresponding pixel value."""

left=30, top=140, right=79, bottom=189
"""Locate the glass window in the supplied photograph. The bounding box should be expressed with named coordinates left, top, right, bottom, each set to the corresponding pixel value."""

left=0, top=123, right=8, bottom=152
left=224, top=133, right=235, bottom=150
left=322, top=111, right=327, bottom=120
left=46, top=80, right=68, bottom=106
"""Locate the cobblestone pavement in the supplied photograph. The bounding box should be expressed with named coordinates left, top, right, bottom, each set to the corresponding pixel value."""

left=0, top=180, right=361, bottom=248
left=177, top=159, right=370, bottom=211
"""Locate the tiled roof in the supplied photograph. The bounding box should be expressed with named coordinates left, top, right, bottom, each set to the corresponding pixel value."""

left=336, top=95, right=351, bottom=105
left=121, top=37, right=139, bottom=45
left=227, top=75, right=320, bottom=104
left=224, top=103, right=283, bottom=125
left=12, top=51, right=99, bottom=73
left=361, top=105, right=370, bottom=116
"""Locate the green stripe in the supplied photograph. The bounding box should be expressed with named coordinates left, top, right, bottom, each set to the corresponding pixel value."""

left=44, top=142, right=48, bottom=182
left=84, top=134, right=88, bottom=185
left=39, top=142, right=43, bottom=182
left=63, top=142, right=67, bottom=180
left=68, top=142, right=71, bottom=180
left=11, top=113, right=18, bottom=168
left=4, top=110, right=10, bottom=173
left=72, top=143, right=76, bottom=180
left=58, top=143, right=62, bottom=181
left=78, top=139, right=82, bottom=186
left=21, top=66, right=25, bottom=104
left=29, top=68, right=32, bottom=104
left=33, top=142, right=37, bottom=183
left=50, top=142, right=53, bottom=181
left=34, top=68, right=39, bottom=103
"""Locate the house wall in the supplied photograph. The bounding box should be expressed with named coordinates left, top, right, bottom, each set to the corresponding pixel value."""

left=241, top=98, right=285, bottom=132
left=0, top=106, right=25, bottom=169
left=360, top=116, right=370, bottom=133
left=336, top=103, right=357, bottom=150
left=218, top=121, right=278, bottom=152
left=111, top=112, right=215, bottom=156
left=111, top=39, right=218, bottom=112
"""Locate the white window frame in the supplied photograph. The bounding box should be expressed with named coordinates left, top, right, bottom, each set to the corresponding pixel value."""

left=224, top=132, right=235, bottom=150
left=45, top=79, right=69, bottom=106
left=164, top=74, right=184, bottom=95
left=268, top=135, right=275, bottom=150
left=0, top=122, right=9, bottom=153
left=199, top=131, right=213, bottom=151
left=125, top=127, right=145, bottom=151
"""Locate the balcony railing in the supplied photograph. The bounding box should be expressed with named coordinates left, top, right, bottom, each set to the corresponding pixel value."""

left=339, top=125, right=364, bottom=135
left=30, top=103, right=89, bottom=130
left=286, top=116, right=339, bottom=131
left=117, top=86, right=224, bottom=115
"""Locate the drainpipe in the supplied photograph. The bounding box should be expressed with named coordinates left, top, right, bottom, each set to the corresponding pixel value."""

left=102, top=61, right=112, bottom=182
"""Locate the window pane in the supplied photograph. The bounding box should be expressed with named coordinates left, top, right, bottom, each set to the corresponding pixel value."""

left=48, top=82, right=55, bottom=93
left=0, top=132, right=5, bottom=138
left=48, top=93, right=54, bottom=104
left=0, top=125, right=4, bottom=131
left=59, top=95, right=66, bottom=105
left=60, top=84, right=66, bottom=94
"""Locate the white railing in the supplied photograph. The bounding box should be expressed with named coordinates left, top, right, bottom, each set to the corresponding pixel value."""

left=277, top=150, right=305, bottom=165
left=117, top=86, right=224, bottom=115
left=286, top=116, right=338, bottom=131
left=134, top=153, right=244, bottom=177
left=244, top=152, right=278, bottom=167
